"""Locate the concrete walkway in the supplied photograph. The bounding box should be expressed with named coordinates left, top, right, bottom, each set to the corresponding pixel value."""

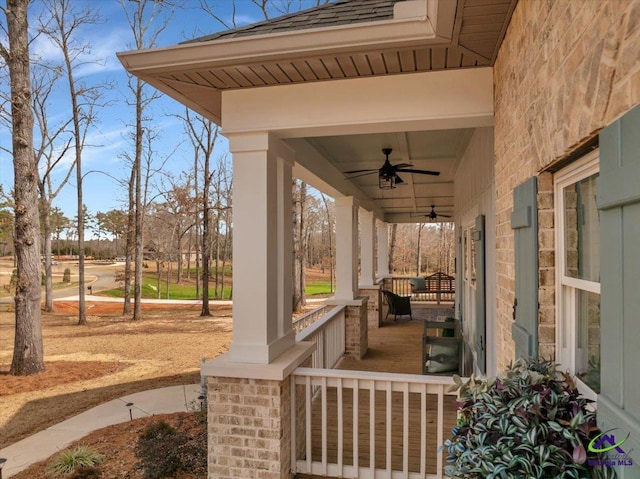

left=0, top=383, right=202, bottom=478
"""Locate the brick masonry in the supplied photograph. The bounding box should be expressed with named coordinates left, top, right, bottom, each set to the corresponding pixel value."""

left=359, top=287, right=382, bottom=328
left=345, top=298, right=368, bottom=359
left=207, top=376, right=293, bottom=479
left=493, top=0, right=640, bottom=370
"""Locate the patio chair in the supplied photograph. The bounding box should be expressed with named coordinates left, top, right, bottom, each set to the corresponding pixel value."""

left=381, top=289, right=412, bottom=322
left=422, top=320, right=461, bottom=375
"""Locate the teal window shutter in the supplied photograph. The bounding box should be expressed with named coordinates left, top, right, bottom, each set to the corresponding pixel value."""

left=511, top=177, right=538, bottom=360
left=597, top=103, right=640, bottom=476
left=474, top=214, right=486, bottom=373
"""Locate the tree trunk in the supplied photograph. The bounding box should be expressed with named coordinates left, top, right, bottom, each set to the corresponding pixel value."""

left=123, top=167, right=135, bottom=315
left=200, top=157, right=211, bottom=316
left=388, top=223, right=398, bottom=275
left=133, top=80, right=143, bottom=321
left=40, top=198, right=54, bottom=312
left=6, top=0, right=45, bottom=375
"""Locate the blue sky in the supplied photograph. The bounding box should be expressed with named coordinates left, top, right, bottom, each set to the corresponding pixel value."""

left=0, top=0, right=325, bottom=220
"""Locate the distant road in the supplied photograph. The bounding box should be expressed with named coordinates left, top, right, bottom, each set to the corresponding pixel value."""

left=0, top=261, right=121, bottom=305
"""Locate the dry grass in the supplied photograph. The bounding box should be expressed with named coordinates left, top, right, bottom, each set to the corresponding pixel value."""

left=0, top=302, right=233, bottom=450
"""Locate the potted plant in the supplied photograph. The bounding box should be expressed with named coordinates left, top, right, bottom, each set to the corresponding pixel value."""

left=443, top=358, right=616, bottom=479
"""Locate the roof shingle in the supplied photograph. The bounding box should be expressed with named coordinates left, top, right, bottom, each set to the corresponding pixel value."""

left=187, top=0, right=403, bottom=44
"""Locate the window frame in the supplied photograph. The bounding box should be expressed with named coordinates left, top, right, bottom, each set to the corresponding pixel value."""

left=554, top=150, right=600, bottom=402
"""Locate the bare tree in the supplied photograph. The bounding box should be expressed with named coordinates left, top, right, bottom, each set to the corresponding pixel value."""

left=39, top=0, right=106, bottom=325
left=1, top=0, right=45, bottom=375
left=30, top=65, right=75, bottom=312
left=292, top=180, right=307, bottom=312
left=388, top=223, right=398, bottom=274
left=119, top=0, right=174, bottom=320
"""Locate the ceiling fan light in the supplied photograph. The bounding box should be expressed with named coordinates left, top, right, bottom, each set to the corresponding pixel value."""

left=379, top=174, right=395, bottom=189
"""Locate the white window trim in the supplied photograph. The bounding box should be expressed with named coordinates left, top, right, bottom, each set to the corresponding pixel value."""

left=554, top=150, right=600, bottom=402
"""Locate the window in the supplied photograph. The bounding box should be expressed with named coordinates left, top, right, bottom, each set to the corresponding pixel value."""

left=555, top=151, right=600, bottom=398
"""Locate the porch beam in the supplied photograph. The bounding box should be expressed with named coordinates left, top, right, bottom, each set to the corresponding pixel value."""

left=222, top=68, right=494, bottom=138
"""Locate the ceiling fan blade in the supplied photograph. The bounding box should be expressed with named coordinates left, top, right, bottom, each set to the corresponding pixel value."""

left=393, top=163, right=413, bottom=169
left=396, top=168, right=440, bottom=176
left=344, top=168, right=378, bottom=174
left=438, top=214, right=452, bottom=218
left=345, top=171, right=378, bottom=179
left=394, top=174, right=405, bottom=185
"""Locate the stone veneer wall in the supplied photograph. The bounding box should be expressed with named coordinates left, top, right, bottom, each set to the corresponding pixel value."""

left=493, top=0, right=640, bottom=370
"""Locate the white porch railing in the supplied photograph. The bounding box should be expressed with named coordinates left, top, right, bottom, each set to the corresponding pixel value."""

left=290, top=368, right=458, bottom=479
left=293, top=304, right=334, bottom=334
left=296, top=305, right=346, bottom=370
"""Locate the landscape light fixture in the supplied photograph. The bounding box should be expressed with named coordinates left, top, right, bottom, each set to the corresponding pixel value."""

left=198, top=394, right=206, bottom=411
left=126, top=402, right=134, bottom=421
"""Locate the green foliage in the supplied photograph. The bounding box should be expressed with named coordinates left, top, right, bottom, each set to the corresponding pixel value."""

left=135, top=419, right=206, bottom=479
left=46, top=445, right=104, bottom=477
left=10, top=268, right=18, bottom=286
left=444, top=358, right=617, bottom=479
left=63, top=268, right=71, bottom=284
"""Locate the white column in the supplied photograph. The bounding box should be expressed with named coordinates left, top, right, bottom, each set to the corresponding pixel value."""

left=377, top=221, right=390, bottom=277
left=335, top=196, right=359, bottom=301
left=227, top=132, right=295, bottom=364
left=360, top=209, right=376, bottom=287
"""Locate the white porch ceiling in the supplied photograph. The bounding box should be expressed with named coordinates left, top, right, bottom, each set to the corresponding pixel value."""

left=295, top=128, right=473, bottom=223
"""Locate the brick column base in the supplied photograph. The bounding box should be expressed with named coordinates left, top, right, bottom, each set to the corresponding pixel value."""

left=203, top=343, right=314, bottom=479
left=345, top=297, right=368, bottom=359
left=359, top=286, right=382, bottom=329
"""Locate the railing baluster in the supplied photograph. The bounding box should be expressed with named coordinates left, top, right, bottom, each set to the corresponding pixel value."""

left=386, top=382, right=392, bottom=475
left=437, top=385, right=444, bottom=479
left=322, top=376, right=328, bottom=475
left=291, top=368, right=459, bottom=478
left=291, top=375, right=297, bottom=474
left=403, top=382, right=409, bottom=477
left=305, top=375, right=312, bottom=472
left=353, top=378, right=359, bottom=473
left=421, top=382, right=427, bottom=477
left=370, top=380, right=375, bottom=475
left=337, top=377, right=344, bottom=475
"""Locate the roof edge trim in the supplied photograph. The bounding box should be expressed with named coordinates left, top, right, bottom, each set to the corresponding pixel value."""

left=117, top=15, right=438, bottom=75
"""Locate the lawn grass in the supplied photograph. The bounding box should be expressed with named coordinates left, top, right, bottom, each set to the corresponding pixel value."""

left=305, top=280, right=333, bottom=296
left=99, top=275, right=232, bottom=300
left=98, top=275, right=330, bottom=300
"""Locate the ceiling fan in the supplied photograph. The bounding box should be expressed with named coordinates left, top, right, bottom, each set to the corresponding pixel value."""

left=344, top=148, right=440, bottom=189
left=412, top=205, right=452, bottom=221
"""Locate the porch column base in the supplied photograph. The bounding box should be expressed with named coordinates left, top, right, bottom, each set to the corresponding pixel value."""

left=359, top=284, right=382, bottom=329
left=204, top=342, right=314, bottom=479
left=326, top=297, right=368, bottom=359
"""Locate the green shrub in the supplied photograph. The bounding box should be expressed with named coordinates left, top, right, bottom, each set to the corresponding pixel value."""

left=444, top=358, right=616, bottom=479
left=46, top=445, right=104, bottom=477
left=63, top=268, right=71, bottom=284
